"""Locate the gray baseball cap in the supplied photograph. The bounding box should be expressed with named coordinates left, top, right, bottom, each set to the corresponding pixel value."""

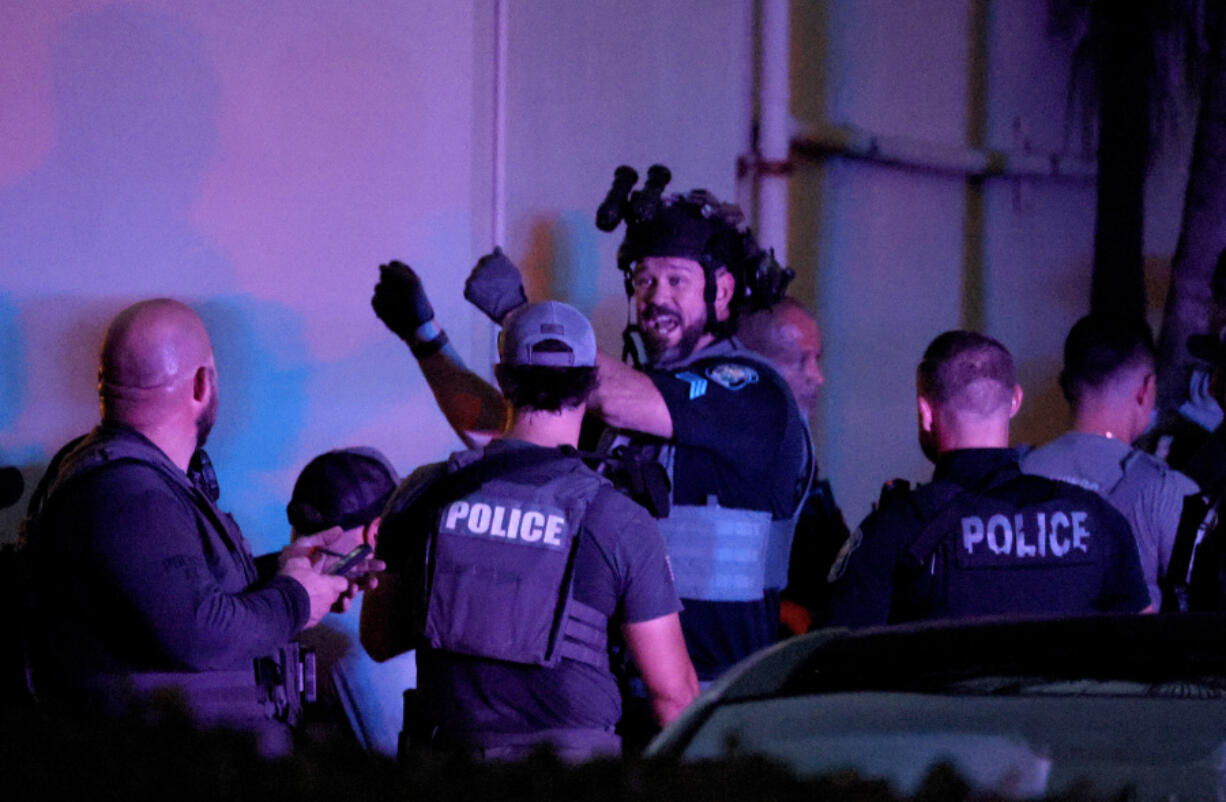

left=499, top=301, right=597, bottom=367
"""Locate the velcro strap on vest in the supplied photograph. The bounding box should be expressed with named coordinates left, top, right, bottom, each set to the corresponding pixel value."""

left=659, top=496, right=773, bottom=601
left=763, top=518, right=798, bottom=592
left=557, top=599, right=609, bottom=671
left=81, top=669, right=270, bottom=723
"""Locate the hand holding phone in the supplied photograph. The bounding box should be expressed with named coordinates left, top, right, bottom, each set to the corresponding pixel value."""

left=327, top=544, right=373, bottom=577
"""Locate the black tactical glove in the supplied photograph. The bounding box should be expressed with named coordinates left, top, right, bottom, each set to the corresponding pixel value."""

left=464, top=247, right=527, bottom=324
left=372, top=260, right=434, bottom=341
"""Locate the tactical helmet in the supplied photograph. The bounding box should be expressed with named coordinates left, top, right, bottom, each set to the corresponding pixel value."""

left=595, top=164, right=794, bottom=339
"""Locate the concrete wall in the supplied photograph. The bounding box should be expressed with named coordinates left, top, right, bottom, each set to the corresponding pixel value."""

left=0, top=0, right=1197, bottom=547
left=0, top=0, right=751, bottom=550
left=792, top=0, right=1192, bottom=525
left=501, top=0, right=751, bottom=351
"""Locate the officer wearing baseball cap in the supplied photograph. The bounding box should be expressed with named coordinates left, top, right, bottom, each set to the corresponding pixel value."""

left=370, top=167, right=812, bottom=686
left=361, top=301, right=697, bottom=761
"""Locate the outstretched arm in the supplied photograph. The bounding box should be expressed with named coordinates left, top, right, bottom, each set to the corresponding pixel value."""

left=372, top=260, right=508, bottom=448
left=416, top=335, right=508, bottom=448
left=588, top=351, right=674, bottom=438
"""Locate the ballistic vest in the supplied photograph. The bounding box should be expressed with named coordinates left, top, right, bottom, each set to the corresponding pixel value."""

left=412, top=446, right=615, bottom=670
left=609, top=338, right=813, bottom=602
left=22, top=425, right=304, bottom=728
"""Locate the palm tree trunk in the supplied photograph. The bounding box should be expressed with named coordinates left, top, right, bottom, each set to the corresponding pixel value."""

left=1091, top=1, right=1150, bottom=322
left=1157, top=6, right=1226, bottom=412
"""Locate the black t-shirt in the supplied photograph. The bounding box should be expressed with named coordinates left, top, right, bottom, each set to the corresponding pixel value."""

left=647, top=345, right=809, bottom=680
left=376, top=440, right=680, bottom=736
left=827, top=449, right=1151, bottom=628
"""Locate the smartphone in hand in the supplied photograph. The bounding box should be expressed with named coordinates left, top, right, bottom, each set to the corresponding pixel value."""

left=327, top=544, right=373, bottom=577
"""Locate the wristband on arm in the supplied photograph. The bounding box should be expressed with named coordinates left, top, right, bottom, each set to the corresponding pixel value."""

left=408, top=321, right=449, bottom=360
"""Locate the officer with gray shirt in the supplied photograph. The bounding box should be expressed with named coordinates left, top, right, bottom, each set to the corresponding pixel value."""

left=1023, top=315, right=1196, bottom=609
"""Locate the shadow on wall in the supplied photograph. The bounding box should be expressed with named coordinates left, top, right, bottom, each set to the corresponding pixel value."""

left=0, top=5, right=231, bottom=297
left=519, top=213, right=630, bottom=351
left=0, top=293, right=115, bottom=544
left=0, top=292, right=34, bottom=540
left=0, top=6, right=236, bottom=539
left=195, top=297, right=309, bottom=553
left=0, top=291, right=27, bottom=541
left=521, top=214, right=606, bottom=307
left=1012, top=355, right=1072, bottom=450
left=0, top=294, right=25, bottom=432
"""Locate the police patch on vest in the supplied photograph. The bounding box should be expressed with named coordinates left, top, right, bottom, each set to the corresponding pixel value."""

left=705, top=362, right=759, bottom=391
left=439, top=495, right=569, bottom=551
left=954, top=509, right=1096, bottom=569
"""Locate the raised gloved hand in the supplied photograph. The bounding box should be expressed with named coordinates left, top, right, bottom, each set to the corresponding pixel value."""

left=372, top=260, right=434, bottom=341
left=464, top=247, right=527, bottom=324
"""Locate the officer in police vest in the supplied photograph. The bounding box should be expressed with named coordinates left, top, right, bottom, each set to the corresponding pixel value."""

left=827, top=330, right=1151, bottom=627
left=369, top=169, right=809, bottom=685
left=361, top=301, right=698, bottom=760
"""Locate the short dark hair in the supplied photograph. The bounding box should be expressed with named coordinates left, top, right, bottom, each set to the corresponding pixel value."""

left=1058, top=315, right=1155, bottom=407
left=494, top=339, right=598, bottom=411
left=917, top=330, right=1015, bottom=416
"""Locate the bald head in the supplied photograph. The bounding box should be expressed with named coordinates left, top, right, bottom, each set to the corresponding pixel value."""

left=737, top=297, right=824, bottom=415
left=99, top=299, right=216, bottom=430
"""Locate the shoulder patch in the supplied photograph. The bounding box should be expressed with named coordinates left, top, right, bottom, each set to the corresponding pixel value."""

left=705, top=362, right=759, bottom=391
left=674, top=371, right=708, bottom=400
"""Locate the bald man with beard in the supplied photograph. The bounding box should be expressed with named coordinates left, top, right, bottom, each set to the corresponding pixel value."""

left=22, top=299, right=349, bottom=727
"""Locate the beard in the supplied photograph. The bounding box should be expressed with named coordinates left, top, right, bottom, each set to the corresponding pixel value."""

left=195, top=391, right=219, bottom=449
left=641, top=303, right=708, bottom=366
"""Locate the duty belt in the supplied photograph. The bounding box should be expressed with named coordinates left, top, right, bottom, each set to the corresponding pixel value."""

left=75, top=645, right=316, bottom=727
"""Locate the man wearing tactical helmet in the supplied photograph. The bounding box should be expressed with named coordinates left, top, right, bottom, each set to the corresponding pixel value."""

left=580, top=168, right=811, bottom=684
left=370, top=165, right=811, bottom=685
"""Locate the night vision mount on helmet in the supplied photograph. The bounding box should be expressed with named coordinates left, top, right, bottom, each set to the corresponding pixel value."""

left=595, top=164, right=795, bottom=366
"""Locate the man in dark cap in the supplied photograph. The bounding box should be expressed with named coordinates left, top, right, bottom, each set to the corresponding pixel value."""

left=363, top=301, right=697, bottom=761
left=287, top=447, right=415, bottom=757
left=23, top=299, right=349, bottom=738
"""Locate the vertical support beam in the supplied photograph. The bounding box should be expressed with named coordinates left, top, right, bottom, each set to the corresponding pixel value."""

left=486, top=0, right=510, bottom=359
left=757, top=0, right=791, bottom=264
left=1091, top=1, right=1150, bottom=323
left=961, top=0, right=989, bottom=332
